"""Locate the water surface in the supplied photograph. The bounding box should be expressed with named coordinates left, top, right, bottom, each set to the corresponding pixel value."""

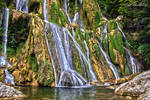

left=20, top=86, right=133, bottom=100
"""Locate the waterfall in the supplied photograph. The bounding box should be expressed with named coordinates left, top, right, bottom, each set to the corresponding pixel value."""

left=97, top=41, right=120, bottom=79
left=99, top=6, right=140, bottom=75
left=43, top=0, right=58, bottom=86
left=99, top=14, right=120, bottom=79
left=102, top=23, right=108, bottom=39
left=0, top=56, right=15, bottom=85
left=16, top=0, right=28, bottom=13
left=0, top=8, right=15, bottom=85
left=123, top=47, right=139, bottom=74
left=63, top=0, right=71, bottom=24
left=63, top=0, right=97, bottom=82
left=116, top=22, right=126, bottom=40
left=43, top=0, right=48, bottom=21
left=72, top=12, right=80, bottom=24
left=65, top=28, right=97, bottom=81
left=116, top=21, right=139, bottom=73
left=43, top=0, right=88, bottom=87
left=45, top=22, right=87, bottom=87
left=3, top=8, right=9, bottom=57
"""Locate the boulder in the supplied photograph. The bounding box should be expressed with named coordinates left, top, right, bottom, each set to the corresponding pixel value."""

left=115, top=71, right=150, bottom=98
left=0, top=82, right=25, bottom=98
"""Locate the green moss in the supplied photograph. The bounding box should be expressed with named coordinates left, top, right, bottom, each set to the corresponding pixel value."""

left=49, top=2, right=67, bottom=26
left=44, top=78, right=53, bottom=86
left=28, top=53, right=39, bottom=72
left=16, top=43, right=25, bottom=57
left=94, top=11, right=101, bottom=29
left=124, top=64, right=130, bottom=75
left=44, top=61, right=53, bottom=71
left=93, top=43, right=100, bottom=60
left=109, top=43, right=116, bottom=63
left=0, top=76, right=3, bottom=82
left=85, top=32, right=92, bottom=45
left=126, top=38, right=140, bottom=53
left=114, top=31, right=124, bottom=54
left=109, top=31, right=124, bottom=54
left=101, top=37, right=108, bottom=50
left=107, top=20, right=117, bottom=33
left=6, top=46, right=16, bottom=57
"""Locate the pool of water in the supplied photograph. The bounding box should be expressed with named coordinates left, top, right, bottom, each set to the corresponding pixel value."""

left=19, top=86, right=134, bottom=100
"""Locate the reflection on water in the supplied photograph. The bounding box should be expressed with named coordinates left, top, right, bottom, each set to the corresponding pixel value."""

left=19, top=86, right=134, bottom=100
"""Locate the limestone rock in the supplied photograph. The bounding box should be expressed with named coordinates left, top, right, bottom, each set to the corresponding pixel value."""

left=114, top=72, right=139, bottom=85
left=0, top=82, right=24, bottom=98
left=115, top=71, right=150, bottom=97
left=138, top=89, right=150, bottom=100
left=9, top=10, right=53, bottom=86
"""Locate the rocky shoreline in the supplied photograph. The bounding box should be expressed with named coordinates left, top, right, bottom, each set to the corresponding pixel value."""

left=115, top=71, right=150, bottom=100
left=0, top=82, right=25, bottom=99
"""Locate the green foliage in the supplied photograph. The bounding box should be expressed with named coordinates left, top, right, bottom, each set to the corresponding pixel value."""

left=44, top=78, right=53, bottom=86
left=101, top=37, right=108, bottom=50
left=115, top=31, right=124, bottom=54
left=28, top=53, right=39, bottom=72
left=0, top=1, right=6, bottom=10
left=75, top=28, right=84, bottom=40
left=44, top=61, right=53, bottom=71
left=109, top=43, right=116, bottom=63
left=16, top=42, right=25, bottom=57
left=96, top=0, right=120, bottom=18
left=109, top=31, right=124, bottom=54
left=49, top=2, right=67, bottom=26
left=124, top=64, right=130, bottom=75
left=93, top=43, right=100, bottom=59
left=126, top=39, right=140, bottom=53
left=138, top=44, right=150, bottom=62
left=6, top=46, right=16, bottom=57
left=8, top=12, right=29, bottom=49
left=94, top=11, right=101, bottom=29
left=0, top=76, right=2, bottom=82
left=85, top=32, right=92, bottom=45
left=107, top=20, right=117, bottom=32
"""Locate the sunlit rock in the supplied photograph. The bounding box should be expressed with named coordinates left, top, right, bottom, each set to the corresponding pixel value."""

left=0, top=82, right=25, bottom=98
left=115, top=71, right=150, bottom=97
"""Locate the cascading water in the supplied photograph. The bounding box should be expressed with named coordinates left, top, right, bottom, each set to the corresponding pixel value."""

left=99, top=6, right=140, bottom=75
left=98, top=13, right=119, bottom=79
left=43, top=0, right=90, bottom=87
left=3, top=8, right=9, bottom=57
left=63, top=0, right=71, bottom=24
left=72, top=12, right=80, bottom=24
left=65, top=28, right=97, bottom=82
left=116, top=22, right=126, bottom=40
left=63, top=0, right=97, bottom=82
left=123, top=47, right=139, bottom=74
left=16, top=0, right=28, bottom=13
left=97, top=41, right=120, bottom=79
left=45, top=22, right=88, bottom=87
left=43, top=0, right=48, bottom=21
left=0, top=8, right=15, bottom=85
left=116, top=21, right=139, bottom=73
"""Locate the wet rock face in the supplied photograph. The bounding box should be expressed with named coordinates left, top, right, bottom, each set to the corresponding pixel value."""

left=0, top=82, right=23, bottom=98
left=115, top=71, right=150, bottom=98
left=8, top=10, right=54, bottom=86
